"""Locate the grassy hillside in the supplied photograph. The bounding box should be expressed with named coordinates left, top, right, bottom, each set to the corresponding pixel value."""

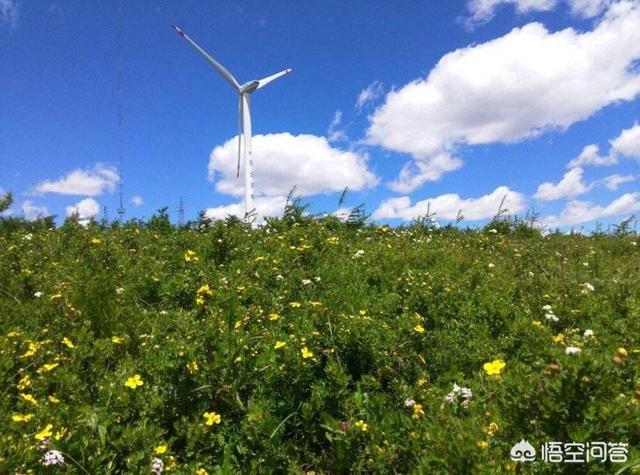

left=1, top=211, right=639, bottom=473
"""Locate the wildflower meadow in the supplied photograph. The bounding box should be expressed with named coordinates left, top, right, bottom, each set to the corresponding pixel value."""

left=1, top=202, right=639, bottom=473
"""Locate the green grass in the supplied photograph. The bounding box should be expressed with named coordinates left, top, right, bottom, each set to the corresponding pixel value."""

left=1, top=212, right=639, bottom=474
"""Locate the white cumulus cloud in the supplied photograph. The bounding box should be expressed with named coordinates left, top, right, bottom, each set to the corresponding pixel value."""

left=204, top=195, right=289, bottom=223
left=542, top=192, right=640, bottom=227
left=368, top=1, right=640, bottom=192
left=21, top=201, right=49, bottom=221
left=130, top=195, right=144, bottom=206
left=534, top=167, right=591, bottom=201
left=610, top=122, right=640, bottom=159
left=208, top=133, right=378, bottom=198
left=388, top=153, right=463, bottom=193
left=598, top=174, right=636, bottom=190
left=34, top=164, right=120, bottom=197
left=66, top=198, right=100, bottom=220
left=465, top=0, right=611, bottom=25
left=372, top=186, right=526, bottom=221
left=568, top=122, right=640, bottom=168
left=568, top=144, right=618, bottom=167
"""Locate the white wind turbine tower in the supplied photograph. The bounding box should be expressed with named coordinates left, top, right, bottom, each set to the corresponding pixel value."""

left=173, top=25, right=292, bottom=222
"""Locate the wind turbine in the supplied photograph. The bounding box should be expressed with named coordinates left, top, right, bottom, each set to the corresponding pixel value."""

left=172, top=25, right=292, bottom=222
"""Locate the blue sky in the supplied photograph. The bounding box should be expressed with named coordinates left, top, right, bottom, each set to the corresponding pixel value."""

left=1, top=0, right=639, bottom=230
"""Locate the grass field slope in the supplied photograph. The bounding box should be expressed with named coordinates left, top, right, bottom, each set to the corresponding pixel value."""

left=1, top=206, right=639, bottom=473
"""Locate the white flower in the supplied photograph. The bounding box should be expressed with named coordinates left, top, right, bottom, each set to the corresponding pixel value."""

left=159, top=310, right=168, bottom=315
left=528, top=271, right=535, bottom=277
left=582, top=282, right=595, bottom=292
left=488, top=229, right=498, bottom=234
left=404, top=398, right=416, bottom=408
left=116, top=287, right=124, bottom=295
left=582, top=262, right=589, bottom=267
left=565, top=346, right=582, bottom=355
left=33, top=291, right=43, bottom=298
left=301, top=279, right=312, bottom=285
left=460, top=387, right=473, bottom=400
left=314, top=276, right=321, bottom=282
left=151, top=457, right=164, bottom=474
left=542, top=304, right=553, bottom=312
left=544, top=313, right=559, bottom=322
left=22, top=233, right=33, bottom=241
left=488, top=263, right=495, bottom=268
left=353, top=249, right=365, bottom=259
left=631, top=242, right=637, bottom=246
left=42, top=450, right=65, bottom=467
left=583, top=329, right=594, bottom=338
left=276, top=274, right=284, bottom=280
left=445, top=383, right=472, bottom=404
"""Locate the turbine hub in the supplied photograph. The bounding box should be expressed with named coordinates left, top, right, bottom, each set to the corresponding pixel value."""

left=240, top=81, right=260, bottom=94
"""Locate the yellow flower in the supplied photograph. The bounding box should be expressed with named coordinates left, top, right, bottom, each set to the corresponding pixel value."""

left=309, top=301, right=323, bottom=307
left=413, top=324, right=425, bottom=334
left=62, top=337, right=74, bottom=348
left=203, top=411, right=221, bottom=426
left=124, top=374, right=144, bottom=389
left=301, top=347, right=314, bottom=359
left=552, top=333, right=565, bottom=343
left=37, top=363, right=59, bottom=374
left=48, top=395, right=60, bottom=404
left=532, top=320, right=544, bottom=328
left=11, top=413, right=33, bottom=423
left=17, top=375, right=31, bottom=390
left=196, top=469, right=208, bottom=475
left=354, top=420, right=368, bottom=432
left=484, top=422, right=499, bottom=436
left=154, top=444, right=168, bottom=455
left=477, top=440, right=489, bottom=449
left=196, top=284, right=213, bottom=296
left=19, top=393, right=37, bottom=405
left=20, top=341, right=40, bottom=358
left=483, top=359, right=506, bottom=376
left=186, top=360, right=199, bottom=373
left=274, top=341, right=286, bottom=349
left=50, top=293, right=62, bottom=301
left=289, top=302, right=302, bottom=308
left=268, top=313, right=281, bottom=321
left=34, top=424, right=53, bottom=440
left=234, top=356, right=243, bottom=363
left=617, top=347, right=628, bottom=358
left=7, top=331, right=21, bottom=337
left=54, top=428, right=67, bottom=441
left=184, top=250, right=199, bottom=262
left=196, top=296, right=205, bottom=306
left=411, top=403, right=425, bottom=419
left=111, top=336, right=125, bottom=344
left=90, top=237, right=102, bottom=245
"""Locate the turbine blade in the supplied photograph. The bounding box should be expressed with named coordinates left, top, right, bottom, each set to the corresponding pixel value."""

left=256, top=68, right=293, bottom=90
left=172, top=25, right=240, bottom=91
left=237, top=96, right=243, bottom=178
